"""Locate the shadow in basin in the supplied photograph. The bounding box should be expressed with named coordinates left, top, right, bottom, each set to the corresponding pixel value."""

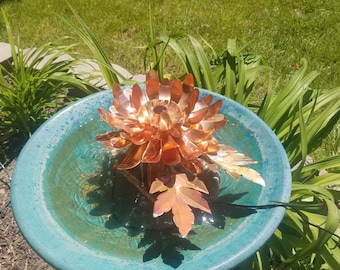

left=139, top=228, right=201, bottom=269
left=83, top=160, right=257, bottom=268
left=194, top=192, right=257, bottom=229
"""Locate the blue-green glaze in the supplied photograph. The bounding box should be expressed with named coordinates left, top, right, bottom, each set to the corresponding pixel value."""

left=11, top=88, right=291, bottom=270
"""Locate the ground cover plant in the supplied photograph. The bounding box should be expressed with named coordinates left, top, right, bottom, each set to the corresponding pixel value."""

left=0, top=1, right=340, bottom=269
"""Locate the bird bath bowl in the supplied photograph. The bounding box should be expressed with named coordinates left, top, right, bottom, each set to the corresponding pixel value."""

left=11, top=87, right=291, bottom=270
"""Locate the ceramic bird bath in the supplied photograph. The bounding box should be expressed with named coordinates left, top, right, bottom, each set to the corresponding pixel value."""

left=11, top=75, right=291, bottom=270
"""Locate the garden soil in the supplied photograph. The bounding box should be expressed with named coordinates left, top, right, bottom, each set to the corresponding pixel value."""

left=1, top=136, right=54, bottom=270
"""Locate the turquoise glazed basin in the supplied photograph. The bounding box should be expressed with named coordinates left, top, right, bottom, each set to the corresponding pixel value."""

left=11, top=88, right=291, bottom=270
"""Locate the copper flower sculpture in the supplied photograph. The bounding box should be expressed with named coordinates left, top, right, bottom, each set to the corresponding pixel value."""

left=96, top=70, right=265, bottom=237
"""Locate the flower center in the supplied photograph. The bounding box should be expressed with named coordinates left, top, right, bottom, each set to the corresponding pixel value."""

left=153, top=105, right=167, bottom=114
left=145, top=99, right=184, bottom=127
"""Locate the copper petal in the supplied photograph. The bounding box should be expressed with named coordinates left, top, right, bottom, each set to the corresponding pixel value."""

left=146, top=70, right=160, bottom=100
left=113, top=99, right=131, bottom=117
left=95, top=131, right=131, bottom=149
left=142, top=139, right=162, bottom=163
left=185, top=107, right=209, bottom=125
left=98, top=140, right=117, bottom=150
left=170, top=78, right=183, bottom=103
left=183, top=73, right=195, bottom=92
left=166, top=101, right=184, bottom=126
left=98, top=107, right=125, bottom=129
left=184, top=128, right=214, bottom=143
left=131, top=84, right=148, bottom=110
left=197, top=138, right=220, bottom=154
left=112, top=84, right=127, bottom=101
left=184, top=88, right=199, bottom=116
left=193, top=94, right=213, bottom=111
left=205, top=99, right=222, bottom=119
left=177, top=91, right=191, bottom=111
left=129, top=130, right=152, bottom=145
left=112, top=84, right=132, bottom=116
left=178, top=75, right=196, bottom=111
left=112, top=136, right=131, bottom=148
left=162, top=136, right=179, bottom=151
left=116, top=143, right=148, bottom=170
left=159, top=78, right=171, bottom=102
left=137, top=106, right=151, bottom=125
left=200, top=116, right=227, bottom=131
left=95, top=131, right=120, bottom=141
left=161, top=147, right=181, bottom=165
left=123, top=122, right=145, bottom=135
left=170, top=126, right=183, bottom=138
left=178, top=136, right=202, bottom=160
left=159, top=111, right=173, bottom=131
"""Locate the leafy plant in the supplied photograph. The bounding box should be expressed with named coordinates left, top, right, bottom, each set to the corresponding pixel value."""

left=0, top=10, right=94, bottom=141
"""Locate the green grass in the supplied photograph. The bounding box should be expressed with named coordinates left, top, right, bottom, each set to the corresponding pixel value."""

left=1, top=0, right=340, bottom=90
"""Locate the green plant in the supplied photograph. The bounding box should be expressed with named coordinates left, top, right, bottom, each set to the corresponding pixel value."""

left=0, top=10, right=95, bottom=141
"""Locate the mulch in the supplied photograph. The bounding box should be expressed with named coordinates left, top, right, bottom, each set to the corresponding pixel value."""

left=0, top=136, right=54, bottom=270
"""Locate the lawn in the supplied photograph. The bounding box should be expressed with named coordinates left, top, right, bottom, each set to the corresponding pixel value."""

left=1, top=0, right=340, bottom=90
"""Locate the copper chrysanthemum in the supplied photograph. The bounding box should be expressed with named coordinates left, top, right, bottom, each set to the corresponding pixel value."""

left=96, top=70, right=227, bottom=187
left=96, top=70, right=265, bottom=237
